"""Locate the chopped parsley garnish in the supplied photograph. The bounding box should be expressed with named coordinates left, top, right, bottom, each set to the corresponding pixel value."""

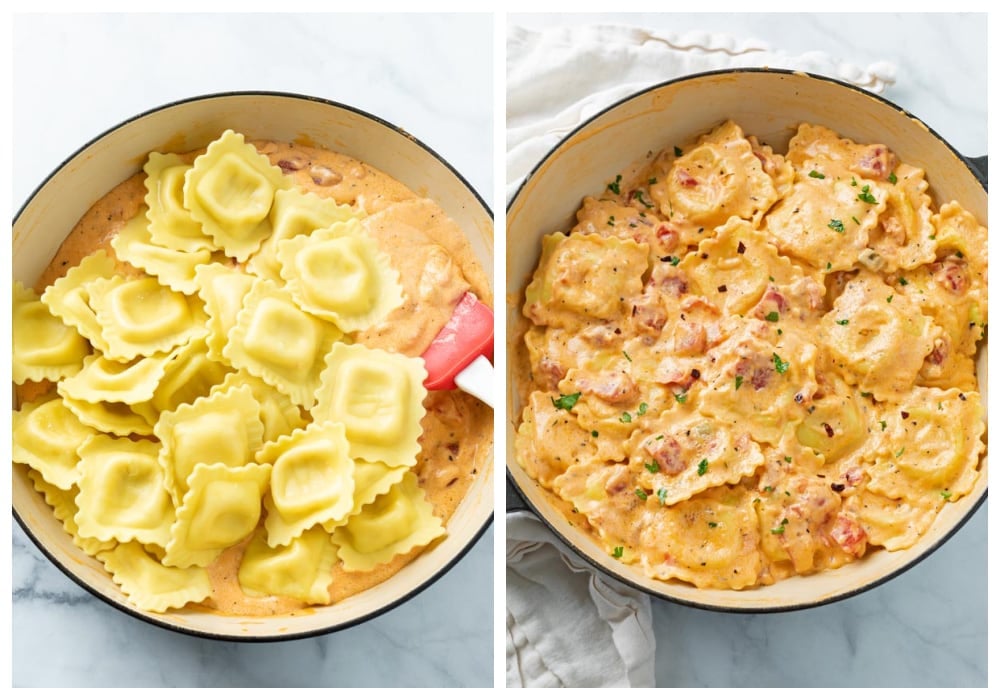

left=771, top=518, right=789, bottom=535
left=607, top=174, right=622, bottom=195
left=764, top=311, right=780, bottom=322
left=898, top=277, right=909, bottom=286
left=888, top=172, right=898, bottom=185
left=708, top=522, right=719, bottom=528
left=674, top=392, right=688, bottom=404
left=886, top=294, right=894, bottom=303
left=668, top=255, right=681, bottom=266
left=772, top=353, right=790, bottom=374
left=697, top=458, right=709, bottom=476
left=551, top=392, right=581, bottom=411
left=635, top=488, right=648, bottom=501
left=852, top=215, right=861, bottom=225
left=895, top=447, right=905, bottom=458
left=735, top=375, right=744, bottom=390
left=620, top=412, right=632, bottom=424
left=784, top=456, right=792, bottom=463
left=763, top=486, right=775, bottom=493
left=826, top=262, right=832, bottom=270
left=655, top=434, right=664, bottom=440
left=612, top=546, right=624, bottom=558
left=674, top=146, right=683, bottom=157
left=657, top=488, right=668, bottom=505
left=828, top=219, right=845, bottom=233
left=623, top=350, right=632, bottom=362
left=644, top=461, right=659, bottom=473
left=836, top=319, right=850, bottom=326
left=941, top=490, right=952, bottom=500
left=634, top=190, right=654, bottom=208
left=591, top=430, right=599, bottom=438
left=808, top=170, right=826, bottom=179
left=638, top=402, right=648, bottom=416
left=956, top=250, right=965, bottom=258
left=851, top=176, right=858, bottom=187
left=648, top=177, right=658, bottom=185
left=607, top=216, right=616, bottom=226
left=858, top=184, right=878, bottom=205
left=880, top=420, right=888, bottom=431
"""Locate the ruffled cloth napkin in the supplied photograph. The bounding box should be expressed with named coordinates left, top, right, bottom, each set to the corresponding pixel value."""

left=507, top=23, right=896, bottom=202
left=506, top=23, right=896, bottom=689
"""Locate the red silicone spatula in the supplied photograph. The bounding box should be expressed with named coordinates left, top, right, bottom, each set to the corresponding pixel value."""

left=421, top=291, right=494, bottom=406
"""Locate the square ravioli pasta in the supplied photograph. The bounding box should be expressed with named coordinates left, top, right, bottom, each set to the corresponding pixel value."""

left=13, top=129, right=493, bottom=616
left=514, top=119, right=986, bottom=590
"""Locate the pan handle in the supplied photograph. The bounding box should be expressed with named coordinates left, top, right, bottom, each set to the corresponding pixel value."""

left=506, top=472, right=530, bottom=512
left=966, top=155, right=987, bottom=189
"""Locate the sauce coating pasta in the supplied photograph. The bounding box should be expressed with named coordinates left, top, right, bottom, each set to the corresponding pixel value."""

left=14, top=132, right=493, bottom=614
left=514, top=120, right=986, bottom=589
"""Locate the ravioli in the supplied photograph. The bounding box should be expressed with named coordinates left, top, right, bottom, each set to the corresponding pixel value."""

left=12, top=282, right=89, bottom=383
left=14, top=128, right=493, bottom=615
left=183, top=129, right=290, bottom=261
left=515, top=120, right=986, bottom=590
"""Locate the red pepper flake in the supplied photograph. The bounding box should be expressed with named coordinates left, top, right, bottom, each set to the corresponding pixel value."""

left=737, top=241, right=746, bottom=254
left=690, top=368, right=701, bottom=379
left=831, top=483, right=846, bottom=493
left=822, top=422, right=835, bottom=437
left=900, top=411, right=910, bottom=419
left=717, top=284, right=728, bottom=292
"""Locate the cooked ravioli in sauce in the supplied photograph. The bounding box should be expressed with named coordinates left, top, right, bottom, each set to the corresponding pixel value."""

left=13, top=130, right=492, bottom=615
left=514, top=121, right=986, bottom=590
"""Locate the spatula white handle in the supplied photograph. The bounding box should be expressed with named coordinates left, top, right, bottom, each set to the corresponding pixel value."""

left=454, top=355, right=493, bottom=408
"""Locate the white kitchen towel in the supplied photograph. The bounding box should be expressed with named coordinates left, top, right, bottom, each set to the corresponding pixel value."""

left=505, top=23, right=897, bottom=689
left=506, top=23, right=896, bottom=202
left=506, top=511, right=656, bottom=688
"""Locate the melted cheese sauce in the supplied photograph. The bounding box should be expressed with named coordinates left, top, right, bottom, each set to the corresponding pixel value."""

left=22, top=140, right=493, bottom=614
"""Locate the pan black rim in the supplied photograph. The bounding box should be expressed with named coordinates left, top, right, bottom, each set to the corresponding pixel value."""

left=506, top=66, right=988, bottom=614
left=13, top=90, right=495, bottom=641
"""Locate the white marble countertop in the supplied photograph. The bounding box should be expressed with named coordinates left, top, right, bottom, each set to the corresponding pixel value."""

left=507, top=12, right=987, bottom=688
left=12, top=13, right=493, bottom=688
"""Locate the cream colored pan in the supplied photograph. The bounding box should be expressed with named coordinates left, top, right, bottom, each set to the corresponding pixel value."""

left=506, top=69, right=986, bottom=612
left=13, top=92, right=494, bottom=640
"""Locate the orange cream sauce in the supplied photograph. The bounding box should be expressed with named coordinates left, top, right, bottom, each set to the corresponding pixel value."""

left=23, top=139, right=493, bottom=615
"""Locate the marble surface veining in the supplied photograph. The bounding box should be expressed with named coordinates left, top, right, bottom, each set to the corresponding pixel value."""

left=509, top=12, right=987, bottom=689
left=12, top=12, right=493, bottom=688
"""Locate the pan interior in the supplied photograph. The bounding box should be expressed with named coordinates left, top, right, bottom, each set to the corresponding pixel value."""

left=14, top=92, right=495, bottom=639
left=506, top=70, right=987, bottom=612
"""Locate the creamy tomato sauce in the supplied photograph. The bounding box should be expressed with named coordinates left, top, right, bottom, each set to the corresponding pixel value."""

left=22, top=139, right=493, bottom=615
left=512, top=121, right=986, bottom=591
